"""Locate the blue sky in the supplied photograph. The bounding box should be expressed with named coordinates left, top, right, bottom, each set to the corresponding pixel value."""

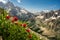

left=9, top=0, right=60, bottom=12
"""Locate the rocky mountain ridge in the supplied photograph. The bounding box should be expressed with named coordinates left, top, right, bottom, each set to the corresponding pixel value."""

left=0, top=1, right=34, bottom=21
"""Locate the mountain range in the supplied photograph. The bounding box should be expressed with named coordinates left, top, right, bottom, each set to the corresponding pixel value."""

left=0, top=1, right=34, bottom=21
left=0, top=1, right=60, bottom=21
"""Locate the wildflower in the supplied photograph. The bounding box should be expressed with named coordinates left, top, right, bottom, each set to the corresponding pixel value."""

left=13, top=16, right=18, bottom=21
left=6, top=15, right=10, bottom=19
left=22, top=23, right=27, bottom=28
left=11, top=16, right=18, bottom=23
left=26, top=29, right=30, bottom=33
left=28, top=34, right=32, bottom=38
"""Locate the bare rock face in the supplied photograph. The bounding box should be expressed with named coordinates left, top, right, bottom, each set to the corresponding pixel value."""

left=41, top=18, right=60, bottom=40
left=35, top=15, right=60, bottom=40
left=42, top=29, right=56, bottom=37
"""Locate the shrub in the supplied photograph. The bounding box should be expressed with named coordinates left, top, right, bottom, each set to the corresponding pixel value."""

left=0, top=8, right=40, bottom=40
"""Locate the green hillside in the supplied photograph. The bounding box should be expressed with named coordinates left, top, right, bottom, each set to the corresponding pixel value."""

left=0, top=8, right=40, bottom=40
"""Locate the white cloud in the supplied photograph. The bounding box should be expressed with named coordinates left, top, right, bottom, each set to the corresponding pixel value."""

left=0, top=0, right=8, bottom=4
left=17, top=0, right=21, bottom=3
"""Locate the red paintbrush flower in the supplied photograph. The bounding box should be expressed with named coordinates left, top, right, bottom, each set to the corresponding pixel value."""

left=11, top=16, right=18, bottom=23
left=22, top=23, right=27, bottom=28
left=26, top=29, right=30, bottom=33
left=13, top=16, right=18, bottom=21
left=6, top=15, right=10, bottom=19
left=28, top=34, right=32, bottom=38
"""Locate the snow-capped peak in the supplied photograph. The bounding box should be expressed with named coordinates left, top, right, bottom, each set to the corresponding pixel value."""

left=20, top=9, right=28, bottom=14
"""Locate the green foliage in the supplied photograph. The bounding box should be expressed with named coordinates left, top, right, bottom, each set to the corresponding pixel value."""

left=0, top=8, right=40, bottom=40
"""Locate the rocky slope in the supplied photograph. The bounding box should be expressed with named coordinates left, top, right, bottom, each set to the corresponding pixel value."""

left=34, top=10, right=60, bottom=40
